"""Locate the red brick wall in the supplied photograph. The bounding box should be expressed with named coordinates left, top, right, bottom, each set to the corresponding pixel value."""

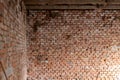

left=27, top=10, right=120, bottom=80
left=0, top=0, right=27, bottom=80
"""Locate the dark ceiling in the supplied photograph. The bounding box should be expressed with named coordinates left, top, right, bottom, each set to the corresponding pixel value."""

left=24, top=0, right=120, bottom=10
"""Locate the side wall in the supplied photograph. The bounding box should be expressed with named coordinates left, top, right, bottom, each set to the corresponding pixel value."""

left=0, top=0, right=27, bottom=80
left=27, top=10, right=120, bottom=80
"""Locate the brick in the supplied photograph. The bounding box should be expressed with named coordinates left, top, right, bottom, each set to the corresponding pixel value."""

left=0, top=0, right=27, bottom=80
left=1, top=0, right=120, bottom=79
left=27, top=10, right=120, bottom=80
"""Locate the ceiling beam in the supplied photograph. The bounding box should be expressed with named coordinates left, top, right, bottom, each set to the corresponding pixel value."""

left=26, top=4, right=120, bottom=10
left=24, top=0, right=106, bottom=5
left=26, top=5, right=95, bottom=10
left=24, top=0, right=120, bottom=5
left=24, top=0, right=120, bottom=10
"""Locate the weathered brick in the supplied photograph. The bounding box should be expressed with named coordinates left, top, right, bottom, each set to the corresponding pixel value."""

left=0, top=0, right=27, bottom=80
left=27, top=10, right=120, bottom=80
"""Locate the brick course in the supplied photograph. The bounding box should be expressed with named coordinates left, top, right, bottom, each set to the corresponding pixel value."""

left=27, top=10, right=120, bottom=80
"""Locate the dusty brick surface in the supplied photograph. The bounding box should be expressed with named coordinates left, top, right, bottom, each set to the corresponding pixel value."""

left=0, top=0, right=27, bottom=80
left=27, top=10, right=120, bottom=80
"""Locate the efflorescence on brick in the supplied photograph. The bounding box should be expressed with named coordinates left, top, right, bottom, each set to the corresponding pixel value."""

left=27, top=10, right=120, bottom=80
left=0, top=0, right=27, bottom=80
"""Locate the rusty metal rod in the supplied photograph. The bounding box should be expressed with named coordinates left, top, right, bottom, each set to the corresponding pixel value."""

left=0, top=60, right=8, bottom=80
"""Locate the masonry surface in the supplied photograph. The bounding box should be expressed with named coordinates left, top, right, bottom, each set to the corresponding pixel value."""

left=0, top=1, right=120, bottom=80
left=0, top=0, right=27, bottom=80
left=27, top=10, right=120, bottom=80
